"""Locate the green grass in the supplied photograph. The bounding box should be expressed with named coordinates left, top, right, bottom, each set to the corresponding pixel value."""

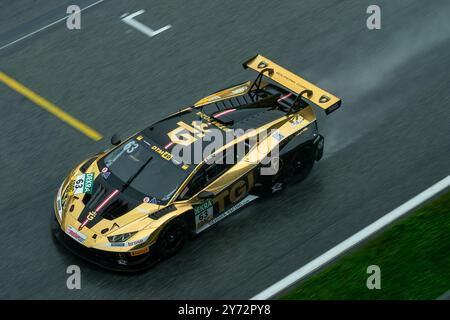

left=282, top=192, right=450, bottom=300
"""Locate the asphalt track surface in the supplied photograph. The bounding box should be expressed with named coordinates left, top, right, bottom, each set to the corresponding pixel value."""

left=0, top=0, right=449, bottom=299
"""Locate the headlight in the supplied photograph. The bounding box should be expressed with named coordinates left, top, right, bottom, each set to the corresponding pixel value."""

left=108, top=232, right=137, bottom=243
left=61, top=180, right=74, bottom=209
left=56, top=178, right=74, bottom=222
left=56, top=182, right=64, bottom=221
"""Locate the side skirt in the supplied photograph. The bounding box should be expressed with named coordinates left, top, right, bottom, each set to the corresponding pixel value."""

left=195, top=195, right=259, bottom=234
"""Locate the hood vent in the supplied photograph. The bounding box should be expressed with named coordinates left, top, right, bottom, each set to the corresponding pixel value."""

left=81, top=180, right=136, bottom=222
left=101, top=198, right=129, bottom=220
left=149, top=205, right=176, bottom=220
left=83, top=183, right=106, bottom=207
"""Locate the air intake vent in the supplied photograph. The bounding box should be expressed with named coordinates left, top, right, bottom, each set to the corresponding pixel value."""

left=101, top=199, right=129, bottom=220
left=149, top=205, right=176, bottom=220
left=80, top=157, right=96, bottom=173
left=83, top=184, right=106, bottom=206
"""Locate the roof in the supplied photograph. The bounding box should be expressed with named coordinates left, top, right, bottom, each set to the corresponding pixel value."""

left=143, top=85, right=298, bottom=166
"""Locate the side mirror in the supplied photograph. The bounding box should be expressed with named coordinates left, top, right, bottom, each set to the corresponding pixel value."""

left=110, top=134, right=121, bottom=146
left=197, top=191, right=215, bottom=200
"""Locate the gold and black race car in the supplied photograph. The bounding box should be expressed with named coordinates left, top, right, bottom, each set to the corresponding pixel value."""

left=52, top=55, right=341, bottom=271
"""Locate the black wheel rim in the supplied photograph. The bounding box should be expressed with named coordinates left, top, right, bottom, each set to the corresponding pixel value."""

left=290, top=150, right=313, bottom=179
left=292, top=152, right=306, bottom=174
left=160, top=224, right=184, bottom=254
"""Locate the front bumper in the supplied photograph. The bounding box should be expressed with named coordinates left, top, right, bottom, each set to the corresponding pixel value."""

left=51, top=214, right=159, bottom=272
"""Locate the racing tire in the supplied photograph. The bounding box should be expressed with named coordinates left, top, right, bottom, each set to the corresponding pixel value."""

left=287, top=146, right=315, bottom=184
left=155, top=218, right=188, bottom=259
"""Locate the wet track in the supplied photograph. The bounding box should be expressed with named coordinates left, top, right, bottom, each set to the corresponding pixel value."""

left=0, top=0, right=449, bottom=299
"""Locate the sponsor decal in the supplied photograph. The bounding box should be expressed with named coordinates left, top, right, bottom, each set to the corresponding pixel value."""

left=66, top=225, right=87, bottom=244
left=136, top=135, right=143, bottom=140
left=131, top=247, right=149, bottom=256
left=149, top=197, right=158, bottom=204
left=193, top=199, right=214, bottom=230
left=196, top=111, right=231, bottom=132
left=124, top=140, right=139, bottom=154
left=194, top=199, right=213, bottom=215
left=272, top=131, right=285, bottom=142
left=101, top=236, right=149, bottom=248
left=290, top=116, right=303, bottom=127
left=104, top=139, right=139, bottom=167
left=202, top=95, right=221, bottom=103
left=67, top=180, right=74, bottom=196
left=74, top=173, right=94, bottom=195
left=151, top=145, right=173, bottom=161
left=167, top=120, right=211, bottom=147
left=231, top=86, right=247, bottom=95
left=142, top=139, right=152, bottom=147
left=215, top=172, right=254, bottom=213
left=79, top=211, right=97, bottom=231
left=196, top=195, right=258, bottom=234
left=61, top=180, right=74, bottom=212
left=101, top=167, right=111, bottom=179
left=181, top=164, right=189, bottom=170
left=110, top=242, right=125, bottom=247
left=127, top=238, right=145, bottom=246
left=193, top=172, right=256, bottom=232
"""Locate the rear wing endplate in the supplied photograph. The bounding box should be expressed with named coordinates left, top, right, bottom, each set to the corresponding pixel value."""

left=243, top=54, right=341, bottom=114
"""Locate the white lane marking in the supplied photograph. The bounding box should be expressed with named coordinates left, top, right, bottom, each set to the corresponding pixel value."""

left=0, top=0, right=105, bottom=51
left=121, top=10, right=171, bottom=37
left=251, top=175, right=450, bottom=300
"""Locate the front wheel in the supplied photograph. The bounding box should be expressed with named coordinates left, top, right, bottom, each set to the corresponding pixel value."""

left=155, top=218, right=188, bottom=259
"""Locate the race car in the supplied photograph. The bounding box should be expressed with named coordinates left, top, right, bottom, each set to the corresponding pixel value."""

left=52, top=54, right=341, bottom=271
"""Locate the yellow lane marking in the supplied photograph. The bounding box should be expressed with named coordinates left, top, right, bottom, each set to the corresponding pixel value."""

left=0, top=72, right=103, bottom=141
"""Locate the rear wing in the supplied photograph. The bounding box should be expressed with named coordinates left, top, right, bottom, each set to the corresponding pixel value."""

left=243, top=54, right=341, bottom=115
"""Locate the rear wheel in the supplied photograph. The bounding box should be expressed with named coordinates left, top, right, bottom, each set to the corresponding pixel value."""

left=155, top=218, right=188, bottom=259
left=287, top=146, right=315, bottom=184
left=255, top=146, right=316, bottom=195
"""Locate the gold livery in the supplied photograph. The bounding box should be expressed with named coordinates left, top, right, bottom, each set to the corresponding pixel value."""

left=52, top=55, right=341, bottom=271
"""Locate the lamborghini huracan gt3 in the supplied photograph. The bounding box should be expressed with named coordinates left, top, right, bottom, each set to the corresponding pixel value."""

left=52, top=54, right=341, bottom=271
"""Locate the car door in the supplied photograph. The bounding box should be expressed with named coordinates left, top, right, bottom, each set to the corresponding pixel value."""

left=177, top=146, right=257, bottom=233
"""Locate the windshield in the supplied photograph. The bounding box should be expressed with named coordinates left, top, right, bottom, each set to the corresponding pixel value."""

left=103, top=136, right=190, bottom=201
